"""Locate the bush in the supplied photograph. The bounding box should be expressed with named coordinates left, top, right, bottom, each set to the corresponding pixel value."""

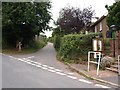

left=100, top=56, right=114, bottom=70
left=47, top=37, right=54, bottom=43
left=27, top=38, right=47, bottom=49
left=2, top=39, right=14, bottom=49
left=58, top=33, right=102, bottom=63
left=53, top=35, right=61, bottom=51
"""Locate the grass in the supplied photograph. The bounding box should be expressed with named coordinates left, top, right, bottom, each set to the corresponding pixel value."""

left=2, top=48, right=39, bottom=55
left=2, top=41, right=47, bottom=55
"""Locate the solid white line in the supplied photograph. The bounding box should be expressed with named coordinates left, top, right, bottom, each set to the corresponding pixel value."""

left=67, top=75, right=77, bottom=79
left=78, top=79, right=93, bottom=84
left=95, top=84, right=110, bottom=88
left=48, top=69, right=56, bottom=73
left=56, top=72, right=66, bottom=76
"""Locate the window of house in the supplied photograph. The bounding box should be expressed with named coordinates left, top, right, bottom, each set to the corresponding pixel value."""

left=100, top=22, right=102, bottom=31
left=95, top=26, right=97, bottom=33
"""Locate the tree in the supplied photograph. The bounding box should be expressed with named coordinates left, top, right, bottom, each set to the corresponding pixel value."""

left=52, top=26, right=65, bottom=37
left=2, top=2, right=51, bottom=48
left=56, top=6, right=94, bottom=34
left=105, top=1, right=120, bottom=28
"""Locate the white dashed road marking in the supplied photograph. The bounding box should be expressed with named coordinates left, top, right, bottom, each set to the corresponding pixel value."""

left=22, top=58, right=42, bottom=65
left=48, top=69, right=56, bottom=73
left=54, top=69, right=62, bottom=72
left=48, top=66, right=55, bottom=69
left=67, top=73, right=74, bottom=75
left=67, top=75, right=77, bottom=80
left=9, top=56, right=16, bottom=59
left=36, top=65, right=42, bottom=68
left=42, top=64, right=48, bottom=67
left=41, top=67, right=48, bottom=70
left=95, top=84, right=110, bottom=88
left=78, top=79, right=93, bottom=84
left=27, top=56, right=34, bottom=59
left=1, top=54, right=111, bottom=88
left=56, top=72, right=66, bottom=76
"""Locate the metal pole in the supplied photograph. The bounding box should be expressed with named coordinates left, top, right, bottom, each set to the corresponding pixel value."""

left=97, top=52, right=101, bottom=75
left=88, top=51, right=90, bottom=71
left=112, top=31, right=116, bottom=57
left=114, top=38, right=115, bottom=57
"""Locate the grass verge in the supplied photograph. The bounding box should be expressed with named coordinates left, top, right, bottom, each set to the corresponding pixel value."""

left=2, top=41, right=47, bottom=55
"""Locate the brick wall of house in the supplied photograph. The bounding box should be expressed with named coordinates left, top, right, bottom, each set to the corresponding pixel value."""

left=88, top=15, right=119, bottom=57
left=110, top=31, right=120, bottom=57
left=102, top=18, right=108, bottom=38
left=96, top=23, right=100, bottom=33
left=90, top=17, right=108, bottom=38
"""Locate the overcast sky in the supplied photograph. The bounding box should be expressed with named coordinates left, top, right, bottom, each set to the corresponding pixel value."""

left=44, top=0, right=115, bottom=37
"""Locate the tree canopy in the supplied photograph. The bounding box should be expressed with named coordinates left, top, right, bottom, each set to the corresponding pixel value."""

left=2, top=2, right=51, bottom=48
left=105, top=1, right=120, bottom=28
left=56, top=6, right=94, bottom=34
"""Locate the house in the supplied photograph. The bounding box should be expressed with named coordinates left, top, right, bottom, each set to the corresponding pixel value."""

left=88, top=15, right=120, bottom=57
left=88, top=15, right=109, bottom=38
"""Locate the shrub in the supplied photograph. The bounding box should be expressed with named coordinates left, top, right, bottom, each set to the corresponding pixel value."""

left=58, top=33, right=102, bottom=63
left=53, top=35, right=61, bottom=51
left=100, top=56, right=114, bottom=70
left=48, top=37, right=54, bottom=43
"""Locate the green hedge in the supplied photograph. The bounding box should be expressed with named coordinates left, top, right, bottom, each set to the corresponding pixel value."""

left=58, top=32, right=102, bottom=63
left=53, top=35, right=61, bottom=51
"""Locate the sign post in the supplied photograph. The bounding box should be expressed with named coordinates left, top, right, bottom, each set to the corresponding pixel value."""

left=88, top=51, right=101, bottom=75
left=88, top=36, right=103, bottom=75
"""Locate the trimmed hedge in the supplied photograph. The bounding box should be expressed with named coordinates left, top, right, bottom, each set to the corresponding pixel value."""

left=58, top=32, right=102, bottom=63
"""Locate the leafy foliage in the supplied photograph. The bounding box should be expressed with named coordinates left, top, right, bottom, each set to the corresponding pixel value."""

left=56, top=6, right=94, bottom=34
left=53, top=35, right=61, bottom=51
left=2, top=2, right=51, bottom=48
left=52, top=26, right=65, bottom=37
left=58, top=33, right=102, bottom=62
left=105, top=1, right=120, bottom=28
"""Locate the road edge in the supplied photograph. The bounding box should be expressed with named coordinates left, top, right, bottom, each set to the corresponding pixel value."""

left=65, top=62, right=120, bottom=88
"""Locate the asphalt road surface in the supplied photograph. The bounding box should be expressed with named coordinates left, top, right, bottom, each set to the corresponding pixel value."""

left=2, top=54, right=98, bottom=88
left=1, top=43, right=114, bottom=88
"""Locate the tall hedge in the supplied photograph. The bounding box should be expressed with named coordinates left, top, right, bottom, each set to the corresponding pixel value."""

left=58, top=33, right=102, bottom=62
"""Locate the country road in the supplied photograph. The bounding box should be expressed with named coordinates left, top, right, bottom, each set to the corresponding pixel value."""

left=1, top=43, right=113, bottom=88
